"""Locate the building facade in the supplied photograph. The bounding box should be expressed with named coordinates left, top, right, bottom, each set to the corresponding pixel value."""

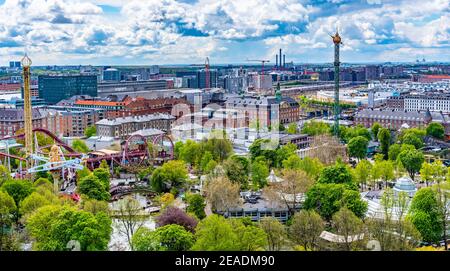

left=96, top=113, right=175, bottom=139
left=38, top=75, right=98, bottom=104
left=225, top=95, right=300, bottom=127
left=404, top=94, right=450, bottom=113
left=354, top=108, right=432, bottom=130
left=0, top=108, right=45, bottom=137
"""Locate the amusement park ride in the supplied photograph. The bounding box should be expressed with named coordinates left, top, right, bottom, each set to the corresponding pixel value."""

left=0, top=54, right=175, bottom=197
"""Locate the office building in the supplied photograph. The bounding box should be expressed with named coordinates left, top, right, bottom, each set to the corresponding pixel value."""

left=103, top=68, right=120, bottom=82
left=9, top=61, right=21, bottom=69
left=38, top=75, right=98, bottom=104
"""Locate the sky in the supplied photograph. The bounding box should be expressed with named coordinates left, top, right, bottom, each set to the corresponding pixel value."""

left=0, top=0, right=448, bottom=66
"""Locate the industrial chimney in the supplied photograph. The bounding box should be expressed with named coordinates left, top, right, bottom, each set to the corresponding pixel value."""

left=283, top=55, right=285, bottom=68
left=276, top=54, right=278, bottom=68
left=279, top=49, right=282, bottom=70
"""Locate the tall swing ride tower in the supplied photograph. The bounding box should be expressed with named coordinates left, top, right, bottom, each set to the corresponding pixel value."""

left=21, top=54, right=33, bottom=164
left=331, top=30, right=342, bottom=137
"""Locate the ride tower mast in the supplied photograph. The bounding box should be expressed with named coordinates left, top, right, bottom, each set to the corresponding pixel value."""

left=331, top=30, right=342, bottom=137
left=21, top=54, right=33, bottom=166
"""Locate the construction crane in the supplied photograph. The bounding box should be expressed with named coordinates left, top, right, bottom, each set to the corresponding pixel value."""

left=246, top=59, right=270, bottom=89
left=191, top=57, right=211, bottom=89
left=205, top=57, right=210, bottom=89
left=21, top=54, right=33, bottom=165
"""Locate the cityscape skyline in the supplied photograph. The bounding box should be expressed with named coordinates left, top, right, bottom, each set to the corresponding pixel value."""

left=0, top=0, right=448, bottom=66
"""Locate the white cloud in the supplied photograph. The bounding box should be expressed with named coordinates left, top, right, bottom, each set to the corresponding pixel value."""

left=0, top=0, right=448, bottom=64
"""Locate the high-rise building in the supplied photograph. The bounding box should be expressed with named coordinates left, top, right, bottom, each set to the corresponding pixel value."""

left=103, top=68, right=120, bottom=82
left=38, top=75, right=98, bottom=104
left=197, top=69, right=218, bottom=88
left=9, top=61, right=21, bottom=69
left=365, top=65, right=380, bottom=80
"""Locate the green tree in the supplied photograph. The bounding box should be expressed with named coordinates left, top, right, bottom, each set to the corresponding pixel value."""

left=223, top=157, right=248, bottom=188
left=131, top=227, right=162, bottom=251
left=1, top=179, right=33, bottom=209
left=71, top=139, right=90, bottom=153
left=372, top=159, right=395, bottom=188
left=371, top=122, right=382, bottom=141
left=297, top=157, right=324, bottom=180
left=0, top=191, right=16, bottom=250
left=304, top=183, right=367, bottom=220
left=249, top=139, right=277, bottom=165
left=426, top=122, right=445, bottom=139
left=332, top=207, right=364, bottom=251
left=33, top=177, right=52, bottom=187
left=318, top=162, right=355, bottom=187
left=282, top=154, right=302, bottom=170
left=202, top=135, right=233, bottom=162
left=191, top=215, right=239, bottom=251
left=82, top=198, right=110, bottom=215
left=289, top=210, right=324, bottom=251
left=204, top=160, right=217, bottom=174
left=399, top=149, right=425, bottom=181
left=77, top=175, right=110, bottom=201
left=407, top=188, right=442, bottom=243
left=347, top=136, right=369, bottom=161
left=259, top=217, right=286, bottom=251
left=378, top=128, right=391, bottom=160
left=20, top=192, right=52, bottom=217
left=27, top=205, right=111, bottom=251
left=0, top=165, right=11, bottom=186
left=233, top=220, right=268, bottom=251
left=155, top=224, right=195, bottom=251
left=286, top=123, right=298, bottom=134
left=301, top=121, right=330, bottom=136
left=179, top=140, right=201, bottom=166
left=150, top=160, right=188, bottom=193
left=275, top=143, right=297, bottom=168
left=401, top=133, right=423, bottom=149
left=93, top=168, right=111, bottom=190
left=76, top=167, right=92, bottom=181
left=420, top=162, right=435, bottom=187
left=186, top=193, right=206, bottom=219
left=251, top=160, right=269, bottom=188
left=84, top=125, right=97, bottom=138
left=200, top=151, right=214, bottom=173
left=354, top=159, right=372, bottom=190
left=388, top=144, right=402, bottom=161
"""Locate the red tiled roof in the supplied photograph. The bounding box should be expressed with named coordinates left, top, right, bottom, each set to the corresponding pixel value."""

left=75, top=100, right=124, bottom=106
left=423, top=75, right=450, bottom=79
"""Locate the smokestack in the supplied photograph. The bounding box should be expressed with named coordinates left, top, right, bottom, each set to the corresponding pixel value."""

left=283, top=55, right=285, bottom=67
left=279, top=49, right=282, bottom=69
left=276, top=54, right=278, bottom=68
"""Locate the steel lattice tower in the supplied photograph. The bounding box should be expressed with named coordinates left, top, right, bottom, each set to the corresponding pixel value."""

left=331, top=31, right=342, bottom=137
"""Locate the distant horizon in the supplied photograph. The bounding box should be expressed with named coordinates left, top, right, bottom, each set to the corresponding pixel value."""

left=3, top=61, right=450, bottom=69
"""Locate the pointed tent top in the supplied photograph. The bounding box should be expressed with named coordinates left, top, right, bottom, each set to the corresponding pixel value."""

left=21, top=53, right=32, bottom=68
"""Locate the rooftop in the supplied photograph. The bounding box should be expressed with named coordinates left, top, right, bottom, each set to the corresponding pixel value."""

left=96, top=113, right=175, bottom=126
